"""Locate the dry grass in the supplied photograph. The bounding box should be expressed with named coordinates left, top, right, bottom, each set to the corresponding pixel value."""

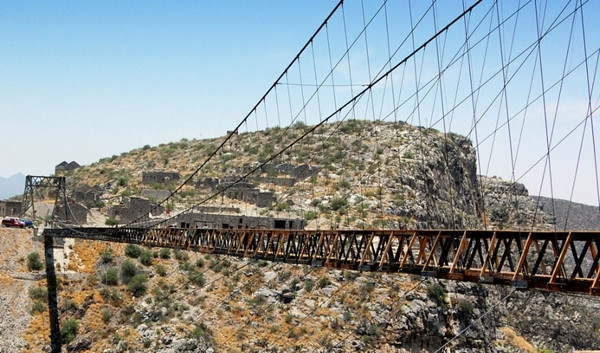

left=71, top=240, right=106, bottom=273
left=23, top=311, right=51, bottom=351
left=500, top=326, right=537, bottom=353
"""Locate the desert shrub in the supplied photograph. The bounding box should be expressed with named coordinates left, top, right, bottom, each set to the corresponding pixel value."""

left=100, top=249, right=113, bottom=263
left=330, top=197, right=348, bottom=211
left=102, top=308, right=112, bottom=324
left=120, top=260, right=137, bottom=284
left=127, top=274, right=148, bottom=296
left=305, top=211, right=317, bottom=221
left=195, top=258, right=205, bottom=268
left=284, top=313, right=293, bottom=324
left=427, top=283, right=447, bottom=307
left=159, top=248, right=170, bottom=259
left=124, top=244, right=142, bottom=258
left=174, top=249, right=189, bottom=261
left=139, top=250, right=153, bottom=266
left=60, top=318, right=79, bottom=343
left=27, top=252, right=43, bottom=271
left=456, top=298, right=474, bottom=319
left=31, top=301, right=46, bottom=315
left=188, top=269, right=206, bottom=287
left=105, top=218, right=119, bottom=226
left=304, top=279, right=315, bottom=292
left=317, top=277, right=331, bottom=289
left=102, top=267, right=119, bottom=286
left=155, top=264, right=167, bottom=277
left=28, top=286, right=48, bottom=302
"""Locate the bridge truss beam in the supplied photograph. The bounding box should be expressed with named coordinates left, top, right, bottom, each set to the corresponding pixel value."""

left=44, top=227, right=600, bottom=296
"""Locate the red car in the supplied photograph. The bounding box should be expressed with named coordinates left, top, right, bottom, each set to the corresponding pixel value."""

left=2, top=217, right=25, bottom=228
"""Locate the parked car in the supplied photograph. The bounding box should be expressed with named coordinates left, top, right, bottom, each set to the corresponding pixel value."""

left=19, top=218, right=34, bottom=227
left=2, top=217, right=25, bottom=228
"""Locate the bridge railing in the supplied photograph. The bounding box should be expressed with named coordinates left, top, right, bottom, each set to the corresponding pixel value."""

left=43, top=227, right=600, bottom=296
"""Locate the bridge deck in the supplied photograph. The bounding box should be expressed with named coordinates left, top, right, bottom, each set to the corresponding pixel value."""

left=44, top=227, right=600, bottom=296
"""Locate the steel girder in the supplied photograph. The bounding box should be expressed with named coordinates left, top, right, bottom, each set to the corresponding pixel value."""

left=43, top=227, right=600, bottom=295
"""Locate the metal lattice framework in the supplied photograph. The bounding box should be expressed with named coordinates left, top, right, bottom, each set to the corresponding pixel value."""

left=21, top=175, right=68, bottom=221
left=45, top=227, right=600, bottom=296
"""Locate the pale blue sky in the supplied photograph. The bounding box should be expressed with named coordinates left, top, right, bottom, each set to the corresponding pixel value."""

left=0, top=1, right=335, bottom=177
left=1, top=1, right=600, bottom=206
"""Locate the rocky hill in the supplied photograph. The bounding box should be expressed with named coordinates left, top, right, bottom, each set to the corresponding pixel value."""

left=534, top=196, right=600, bottom=230
left=2, top=120, right=599, bottom=352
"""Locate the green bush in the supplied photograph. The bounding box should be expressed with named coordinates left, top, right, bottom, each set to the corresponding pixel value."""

left=28, top=286, right=48, bottom=302
left=330, top=197, right=348, bottom=211
left=305, top=211, right=317, bottom=221
left=124, top=244, right=142, bottom=258
left=159, top=248, right=170, bottom=259
left=139, top=250, right=153, bottom=266
left=101, top=308, right=112, bottom=324
left=427, top=283, right=447, bottom=307
left=102, top=267, right=119, bottom=286
left=120, top=260, right=137, bottom=284
left=317, top=277, right=331, bottom=289
left=27, top=252, right=43, bottom=271
left=304, top=279, right=315, bottom=292
left=105, top=218, right=119, bottom=226
left=60, top=318, right=79, bottom=344
left=174, top=249, right=189, bottom=261
left=30, top=301, right=46, bottom=315
left=188, top=269, right=206, bottom=287
left=127, top=274, right=148, bottom=296
left=100, top=249, right=113, bottom=264
left=155, top=264, right=167, bottom=277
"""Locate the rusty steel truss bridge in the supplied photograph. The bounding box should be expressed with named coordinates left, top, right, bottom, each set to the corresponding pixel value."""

left=45, top=227, right=600, bottom=296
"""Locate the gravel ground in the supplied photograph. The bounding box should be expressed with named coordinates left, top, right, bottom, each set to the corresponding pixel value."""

left=0, top=228, right=42, bottom=353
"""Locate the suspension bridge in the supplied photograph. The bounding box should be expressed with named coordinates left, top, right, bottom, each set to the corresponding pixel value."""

left=27, top=0, right=600, bottom=350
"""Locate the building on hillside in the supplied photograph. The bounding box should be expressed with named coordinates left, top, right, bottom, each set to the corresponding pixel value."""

left=73, top=184, right=103, bottom=203
left=108, top=196, right=164, bottom=224
left=141, top=171, right=181, bottom=185
left=55, top=161, right=81, bottom=175
left=53, top=202, right=88, bottom=224
left=174, top=212, right=305, bottom=230
left=0, top=200, right=22, bottom=217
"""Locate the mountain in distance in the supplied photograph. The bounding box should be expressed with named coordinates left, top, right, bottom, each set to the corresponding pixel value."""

left=534, top=195, right=600, bottom=230
left=0, top=173, right=25, bottom=200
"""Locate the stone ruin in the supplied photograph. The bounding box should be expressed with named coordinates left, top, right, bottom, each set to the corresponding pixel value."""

left=174, top=212, right=305, bottom=230
left=142, top=171, right=181, bottom=185
left=73, top=184, right=104, bottom=203
left=195, top=163, right=319, bottom=208
left=55, top=161, right=80, bottom=175
left=54, top=202, right=88, bottom=224
left=108, top=196, right=164, bottom=224
left=0, top=200, right=22, bottom=217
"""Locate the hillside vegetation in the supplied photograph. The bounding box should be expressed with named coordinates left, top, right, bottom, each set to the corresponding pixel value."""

left=4, top=120, right=599, bottom=352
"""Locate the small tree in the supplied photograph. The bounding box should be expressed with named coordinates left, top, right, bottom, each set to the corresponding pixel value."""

left=139, top=250, right=153, bottom=266
left=27, top=252, right=43, bottom=271
left=102, top=267, right=119, bottom=286
left=120, top=260, right=137, bottom=284
left=127, top=274, right=148, bottom=296
left=124, top=244, right=142, bottom=258
left=60, top=318, right=79, bottom=344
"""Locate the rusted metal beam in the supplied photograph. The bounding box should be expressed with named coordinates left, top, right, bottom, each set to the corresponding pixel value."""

left=43, top=227, right=600, bottom=296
